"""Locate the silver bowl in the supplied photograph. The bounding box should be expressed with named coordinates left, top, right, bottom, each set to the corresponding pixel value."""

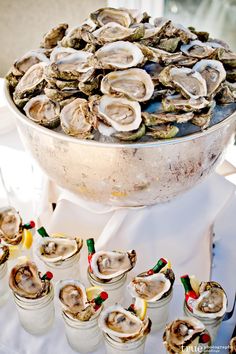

left=4, top=82, right=236, bottom=206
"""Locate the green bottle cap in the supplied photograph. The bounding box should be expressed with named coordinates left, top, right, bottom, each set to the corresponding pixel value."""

left=86, top=238, right=95, bottom=254
left=37, top=227, right=49, bottom=238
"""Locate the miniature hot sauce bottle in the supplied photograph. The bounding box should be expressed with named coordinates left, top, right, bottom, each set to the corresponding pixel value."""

left=147, top=258, right=168, bottom=275
left=93, top=292, right=108, bottom=311
left=180, top=274, right=198, bottom=311
left=86, top=238, right=95, bottom=272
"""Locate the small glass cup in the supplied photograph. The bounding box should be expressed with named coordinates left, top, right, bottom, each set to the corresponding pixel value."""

left=184, top=301, right=223, bottom=344
left=13, top=285, right=55, bottom=335
left=62, top=308, right=103, bottom=353
left=0, top=262, right=9, bottom=306
left=147, top=289, right=173, bottom=331
left=87, top=267, right=127, bottom=307
left=40, top=252, right=81, bottom=283
left=104, top=332, right=147, bottom=354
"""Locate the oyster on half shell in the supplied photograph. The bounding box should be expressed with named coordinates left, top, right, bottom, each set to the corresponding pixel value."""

left=0, top=207, right=23, bottom=245
left=128, top=272, right=172, bottom=302
left=90, top=8, right=133, bottom=27
left=98, top=95, right=142, bottom=132
left=38, top=235, right=83, bottom=264
left=9, top=261, right=50, bottom=299
left=101, top=68, right=154, bottom=102
left=24, top=94, right=60, bottom=128
left=162, top=94, right=210, bottom=112
left=93, top=41, right=144, bottom=69
left=90, top=250, right=136, bottom=280
left=99, top=304, right=150, bottom=340
left=180, top=40, right=215, bottom=58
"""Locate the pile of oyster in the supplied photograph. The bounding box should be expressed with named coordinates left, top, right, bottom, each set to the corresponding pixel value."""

left=6, top=7, right=236, bottom=142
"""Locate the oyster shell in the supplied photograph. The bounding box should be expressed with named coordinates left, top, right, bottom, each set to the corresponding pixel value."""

left=192, top=281, right=227, bottom=318
left=0, top=207, right=23, bottom=245
left=0, top=245, right=9, bottom=265
left=146, top=125, right=179, bottom=139
left=23, top=94, right=60, bottom=128
left=9, top=261, right=50, bottom=299
left=162, top=95, right=210, bottom=112
left=181, top=40, right=215, bottom=58
left=113, top=123, right=146, bottom=141
left=93, top=41, right=144, bottom=69
left=14, top=62, right=47, bottom=102
left=60, top=27, right=83, bottom=49
left=90, top=8, right=133, bottom=27
left=50, top=47, right=79, bottom=63
left=128, top=272, right=171, bottom=302
left=101, top=68, right=154, bottom=102
left=99, top=305, right=144, bottom=338
left=38, top=235, right=83, bottom=264
left=159, top=66, right=207, bottom=99
left=41, top=23, right=68, bottom=49
left=163, top=317, right=208, bottom=353
left=98, top=95, right=142, bottom=132
left=193, top=59, right=226, bottom=96
left=60, top=98, right=94, bottom=138
left=90, top=250, right=136, bottom=280
left=57, top=279, right=87, bottom=314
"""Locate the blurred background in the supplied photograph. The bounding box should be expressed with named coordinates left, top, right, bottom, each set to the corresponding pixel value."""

left=0, top=0, right=235, bottom=77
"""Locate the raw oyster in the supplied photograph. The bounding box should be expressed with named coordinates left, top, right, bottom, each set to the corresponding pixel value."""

left=60, top=98, right=95, bottom=138
left=192, top=281, right=227, bottom=318
left=13, top=62, right=47, bottom=102
left=90, top=22, right=144, bottom=44
left=159, top=66, right=207, bottom=99
left=113, top=123, right=146, bottom=141
left=146, top=125, right=179, bottom=139
left=128, top=272, right=171, bottom=302
left=57, top=279, right=87, bottom=314
left=0, top=207, right=23, bottom=245
left=98, top=95, right=142, bottom=132
left=93, top=41, right=144, bottom=69
left=23, top=95, right=60, bottom=128
left=193, top=59, right=226, bottom=96
left=9, top=261, right=50, bottom=299
left=142, top=110, right=194, bottom=125
left=99, top=305, right=151, bottom=339
left=44, top=87, right=78, bottom=102
left=41, top=23, right=68, bottom=49
left=163, top=317, right=210, bottom=353
left=38, top=235, right=83, bottom=263
left=90, top=8, right=133, bottom=27
left=0, top=245, right=9, bottom=265
left=162, top=95, right=210, bottom=112
left=90, top=249, right=136, bottom=280
left=181, top=40, right=215, bottom=58
left=101, top=68, right=154, bottom=102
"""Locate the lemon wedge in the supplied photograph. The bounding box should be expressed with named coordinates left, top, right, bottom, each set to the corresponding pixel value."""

left=51, top=232, right=67, bottom=238
left=189, top=275, right=200, bottom=296
left=86, top=286, right=103, bottom=301
left=134, top=297, right=147, bottom=320
left=22, top=229, right=33, bottom=249
left=8, top=245, right=21, bottom=260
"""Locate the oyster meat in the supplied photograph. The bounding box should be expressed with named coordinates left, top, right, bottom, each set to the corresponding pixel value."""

left=99, top=304, right=151, bottom=341
left=192, top=281, right=227, bottom=318
left=101, top=68, right=154, bottom=102
left=0, top=207, right=23, bottom=245
left=24, top=94, right=60, bottom=128
left=93, top=41, right=144, bottom=69
left=0, top=245, right=9, bottom=265
left=163, top=317, right=210, bottom=353
left=90, top=249, right=136, bottom=280
left=9, top=261, right=50, bottom=299
left=98, top=95, right=142, bottom=132
left=38, top=235, right=83, bottom=264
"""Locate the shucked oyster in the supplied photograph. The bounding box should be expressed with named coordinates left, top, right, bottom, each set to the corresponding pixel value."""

left=163, top=317, right=210, bottom=353
left=98, top=95, right=142, bottom=132
left=191, top=281, right=227, bottom=318
left=101, top=68, right=154, bottom=102
left=0, top=207, right=23, bottom=245
left=90, top=250, right=136, bottom=280
left=90, top=8, right=133, bottom=27
left=0, top=245, right=9, bottom=265
left=93, top=41, right=144, bottom=69
left=99, top=305, right=151, bottom=341
left=128, top=272, right=172, bottom=302
left=24, top=94, right=60, bottom=128
left=38, top=235, right=83, bottom=264
left=9, top=261, right=50, bottom=299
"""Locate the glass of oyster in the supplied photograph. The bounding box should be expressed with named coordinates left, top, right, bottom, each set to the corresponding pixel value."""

left=87, top=247, right=137, bottom=306
left=0, top=245, right=10, bottom=306
left=163, top=317, right=211, bottom=353
left=182, top=277, right=227, bottom=343
left=9, top=261, right=54, bottom=335
left=57, top=279, right=108, bottom=353
left=99, top=304, right=151, bottom=354
left=127, top=258, right=175, bottom=331
left=36, top=228, right=83, bottom=282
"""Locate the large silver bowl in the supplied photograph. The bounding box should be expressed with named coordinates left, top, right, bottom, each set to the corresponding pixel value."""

left=4, top=82, right=236, bottom=206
